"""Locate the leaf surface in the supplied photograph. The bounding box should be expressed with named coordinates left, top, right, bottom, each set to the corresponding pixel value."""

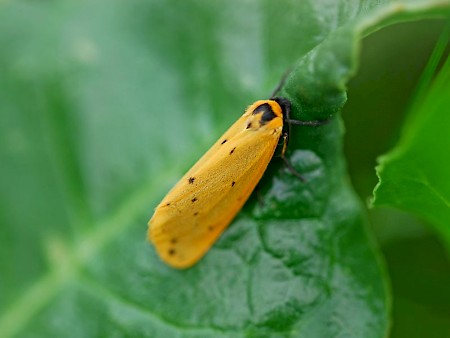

left=1, top=0, right=448, bottom=337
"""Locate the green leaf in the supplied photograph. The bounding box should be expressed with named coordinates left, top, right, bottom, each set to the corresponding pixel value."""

left=0, top=1, right=448, bottom=337
left=373, top=25, right=450, bottom=251
left=341, top=19, right=450, bottom=338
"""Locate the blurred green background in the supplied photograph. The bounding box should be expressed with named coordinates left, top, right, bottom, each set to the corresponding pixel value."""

left=0, top=1, right=449, bottom=337
left=343, top=19, right=450, bottom=337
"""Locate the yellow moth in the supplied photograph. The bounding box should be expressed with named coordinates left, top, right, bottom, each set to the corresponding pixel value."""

left=149, top=97, right=313, bottom=269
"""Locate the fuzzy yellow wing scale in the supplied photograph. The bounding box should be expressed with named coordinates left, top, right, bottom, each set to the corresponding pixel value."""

left=148, top=99, right=287, bottom=268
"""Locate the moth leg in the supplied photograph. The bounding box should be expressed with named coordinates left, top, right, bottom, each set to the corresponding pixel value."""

left=280, top=133, right=306, bottom=182
left=286, top=118, right=330, bottom=127
left=253, top=185, right=266, bottom=208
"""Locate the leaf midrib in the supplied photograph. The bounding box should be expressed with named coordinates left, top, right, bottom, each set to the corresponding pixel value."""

left=0, top=169, right=178, bottom=338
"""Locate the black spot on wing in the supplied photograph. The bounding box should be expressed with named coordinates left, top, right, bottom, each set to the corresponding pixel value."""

left=168, top=248, right=176, bottom=256
left=231, top=181, right=235, bottom=187
left=188, top=177, right=195, bottom=184
left=252, top=103, right=276, bottom=124
left=221, top=139, right=227, bottom=144
left=191, top=197, right=197, bottom=203
left=229, top=147, right=236, bottom=155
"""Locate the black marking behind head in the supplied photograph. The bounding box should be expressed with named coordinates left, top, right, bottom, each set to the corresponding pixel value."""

left=271, top=97, right=292, bottom=146
left=271, top=97, right=291, bottom=119
left=252, top=103, right=276, bottom=124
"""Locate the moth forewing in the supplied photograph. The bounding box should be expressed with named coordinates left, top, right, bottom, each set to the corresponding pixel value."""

left=149, top=99, right=285, bottom=268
